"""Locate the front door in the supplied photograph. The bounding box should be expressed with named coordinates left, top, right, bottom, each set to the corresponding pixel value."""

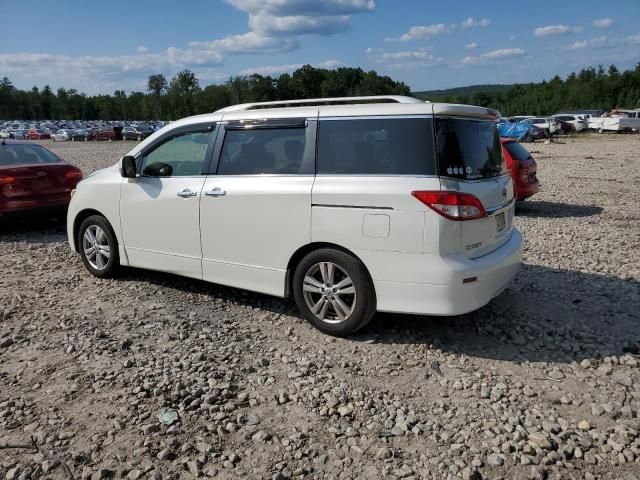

left=120, top=126, right=216, bottom=279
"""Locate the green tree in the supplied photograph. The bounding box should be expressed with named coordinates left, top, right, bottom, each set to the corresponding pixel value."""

left=147, top=73, right=167, bottom=119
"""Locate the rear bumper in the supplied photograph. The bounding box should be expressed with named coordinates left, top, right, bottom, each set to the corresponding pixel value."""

left=0, top=194, right=71, bottom=216
left=367, top=229, right=523, bottom=316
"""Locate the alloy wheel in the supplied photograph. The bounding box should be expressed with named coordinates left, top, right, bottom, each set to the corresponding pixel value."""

left=302, top=262, right=356, bottom=324
left=82, top=225, right=111, bottom=271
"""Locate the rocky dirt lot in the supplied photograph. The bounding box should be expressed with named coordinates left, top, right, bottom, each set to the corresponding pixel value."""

left=1, top=136, right=639, bottom=480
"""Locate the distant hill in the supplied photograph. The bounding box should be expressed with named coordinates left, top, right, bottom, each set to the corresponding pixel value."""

left=413, top=84, right=512, bottom=101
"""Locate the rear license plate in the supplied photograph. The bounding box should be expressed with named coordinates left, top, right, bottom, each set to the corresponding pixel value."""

left=495, top=212, right=506, bottom=232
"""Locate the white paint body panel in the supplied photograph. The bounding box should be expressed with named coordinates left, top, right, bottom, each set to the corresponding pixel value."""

left=588, top=116, right=640, bottom=131
left=119, top=176, right=206, bottom=279
left=68, top=98, right=522, bottom=319
left=199, top=175, right=314, bottom=296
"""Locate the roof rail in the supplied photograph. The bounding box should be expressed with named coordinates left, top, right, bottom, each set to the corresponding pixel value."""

left=217, top=95, right=425, bottom=113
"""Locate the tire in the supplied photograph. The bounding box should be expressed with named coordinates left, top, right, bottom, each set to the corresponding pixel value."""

left=292, top=248, right=376, bottom=337
left=524, top=134, right=533, bottom=143
left=77, top=215, right=120, bottom=279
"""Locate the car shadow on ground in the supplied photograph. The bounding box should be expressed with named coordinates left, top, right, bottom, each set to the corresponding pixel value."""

left=516, top=200, right=603, bottom=218
left=0, top=213, right=67, bottom=244
left=118, top=262, right=638, bottom=365
left=352, top=264, right=640, bottom=364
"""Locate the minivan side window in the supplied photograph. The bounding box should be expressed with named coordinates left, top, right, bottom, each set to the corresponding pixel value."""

left=218, top=128, right=307, bottom=175
left=140, top=130, right=212, bottom=177
left=317, top=118, right=436, bottom=175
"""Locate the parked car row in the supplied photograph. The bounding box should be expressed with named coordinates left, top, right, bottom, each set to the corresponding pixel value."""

left=499, top=107, right=640, bottom=140
left=0, top=120, right=162, bottom=142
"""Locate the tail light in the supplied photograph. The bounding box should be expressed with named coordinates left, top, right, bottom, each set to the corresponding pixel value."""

left=411, top=191, right=487, bottom=221
left=0, top=175, right=15, bottom=185
left=64, top=169, right=83, bottom=181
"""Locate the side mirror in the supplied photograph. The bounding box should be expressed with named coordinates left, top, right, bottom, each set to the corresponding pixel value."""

left=121, top=155, right=137, bottom=178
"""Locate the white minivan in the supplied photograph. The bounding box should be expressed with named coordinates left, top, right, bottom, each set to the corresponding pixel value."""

left=68, top=96, right=522, bottom=336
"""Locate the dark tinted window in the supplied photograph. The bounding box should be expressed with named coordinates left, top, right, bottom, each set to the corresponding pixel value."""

left=0, top=144, right=60, bottom=165
left=435, top=118, right=505, bottom=180
left=504, top=141, right=531, bottom=161
left=218, top=128, right=306, bottom=175
left=317, top=118, right=435, bottom=175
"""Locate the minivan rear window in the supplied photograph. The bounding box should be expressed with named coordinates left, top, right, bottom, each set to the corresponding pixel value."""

left=434, top=118, right=505, bottom=180
left=318, top=118, right=436, bottom=175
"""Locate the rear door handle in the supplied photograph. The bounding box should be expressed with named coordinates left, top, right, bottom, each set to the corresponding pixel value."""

left=177, top=189, right=197, bottom=198
left=205, top=188, right=226, bottom=197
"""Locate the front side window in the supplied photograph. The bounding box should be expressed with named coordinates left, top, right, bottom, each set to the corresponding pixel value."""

left=218, top=128, right=306, bottom=175
left=435, top=117, right=505, bottom=180
left=317, top=118, right=436, bottom=175
left=141, top=130, right=212, bottom=177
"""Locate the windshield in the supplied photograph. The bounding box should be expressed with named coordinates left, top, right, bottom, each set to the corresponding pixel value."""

left=434, top=117, right=506, bottom=180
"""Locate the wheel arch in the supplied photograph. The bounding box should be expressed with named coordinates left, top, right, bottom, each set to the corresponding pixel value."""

left=285, top=242, right=376, bottom=299
left=72, top=208, right=111, bottom=252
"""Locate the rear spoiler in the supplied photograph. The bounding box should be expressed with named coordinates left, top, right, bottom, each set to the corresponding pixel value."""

left=432, top=104, right=501, bottom=120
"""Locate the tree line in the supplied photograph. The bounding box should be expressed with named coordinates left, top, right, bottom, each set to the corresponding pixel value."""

left=2, top=62, right=638, bottom=121
left=0, top=66, right=410, bottom=121
left=416, top=63, right=640, bottom=116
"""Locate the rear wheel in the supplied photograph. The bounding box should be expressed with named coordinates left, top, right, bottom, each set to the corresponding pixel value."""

left=78, top=215, right=119, bottom=278
left=292, top=249, right=376, bottom=337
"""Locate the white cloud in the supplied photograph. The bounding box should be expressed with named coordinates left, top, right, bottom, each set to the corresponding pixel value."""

left=461, top=18, right=490, bottom=29
left=1, top=0, right=377, bottom=93
left=0, top=52, right=170, bottom=93
left=593, top=18, right=613, bottom=28
left=570, top=35, right=607, bottom=50
left=366, top=47, right=444, bottom=70
left=624, top=33, right=640, bottom=45
left=166, top=0, right=374, bottom=68
left=465, top=42, right=478, bottom=49
left=395, top=17, right=491, bottom=41
left=226, top=0, right=375, bottom=16
left=462, top=48, right=526, bottom=65
left=239, top=59, right=341, bottom=76
left=533, top=25, right=583, bottom=37
left=249, top=13, right=352, bottom=36
left=400, top=24, right=451, bottom=41
left=226, top=0, right=374, bottom=36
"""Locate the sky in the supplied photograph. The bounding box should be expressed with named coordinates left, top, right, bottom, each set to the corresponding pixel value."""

left=1, top=0, right=639, bottom=95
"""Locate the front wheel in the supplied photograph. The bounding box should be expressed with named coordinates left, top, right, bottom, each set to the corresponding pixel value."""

left=292, top=249, right=376, bottom=337
left=78, top=215, right=120, bottom=278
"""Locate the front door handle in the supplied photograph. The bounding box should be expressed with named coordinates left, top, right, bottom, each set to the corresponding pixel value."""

left=177, top=189, right=197, bottom=198
left=205, top=187, right=226, bottom=197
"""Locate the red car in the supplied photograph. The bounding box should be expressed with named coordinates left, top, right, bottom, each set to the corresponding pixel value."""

left=94, top=126, right=123, bottom=141
left=501, top=138, right=539, bottom=201
left=0, top=140, right=82, bottom=217
left=27, top=129, right=52, bottom=140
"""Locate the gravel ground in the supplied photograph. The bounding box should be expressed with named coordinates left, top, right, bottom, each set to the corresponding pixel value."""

left=1, top=136, right=639, bottom=480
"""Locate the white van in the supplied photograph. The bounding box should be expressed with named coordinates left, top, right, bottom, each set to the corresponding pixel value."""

left=67, top=96, right=522, bottom=336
